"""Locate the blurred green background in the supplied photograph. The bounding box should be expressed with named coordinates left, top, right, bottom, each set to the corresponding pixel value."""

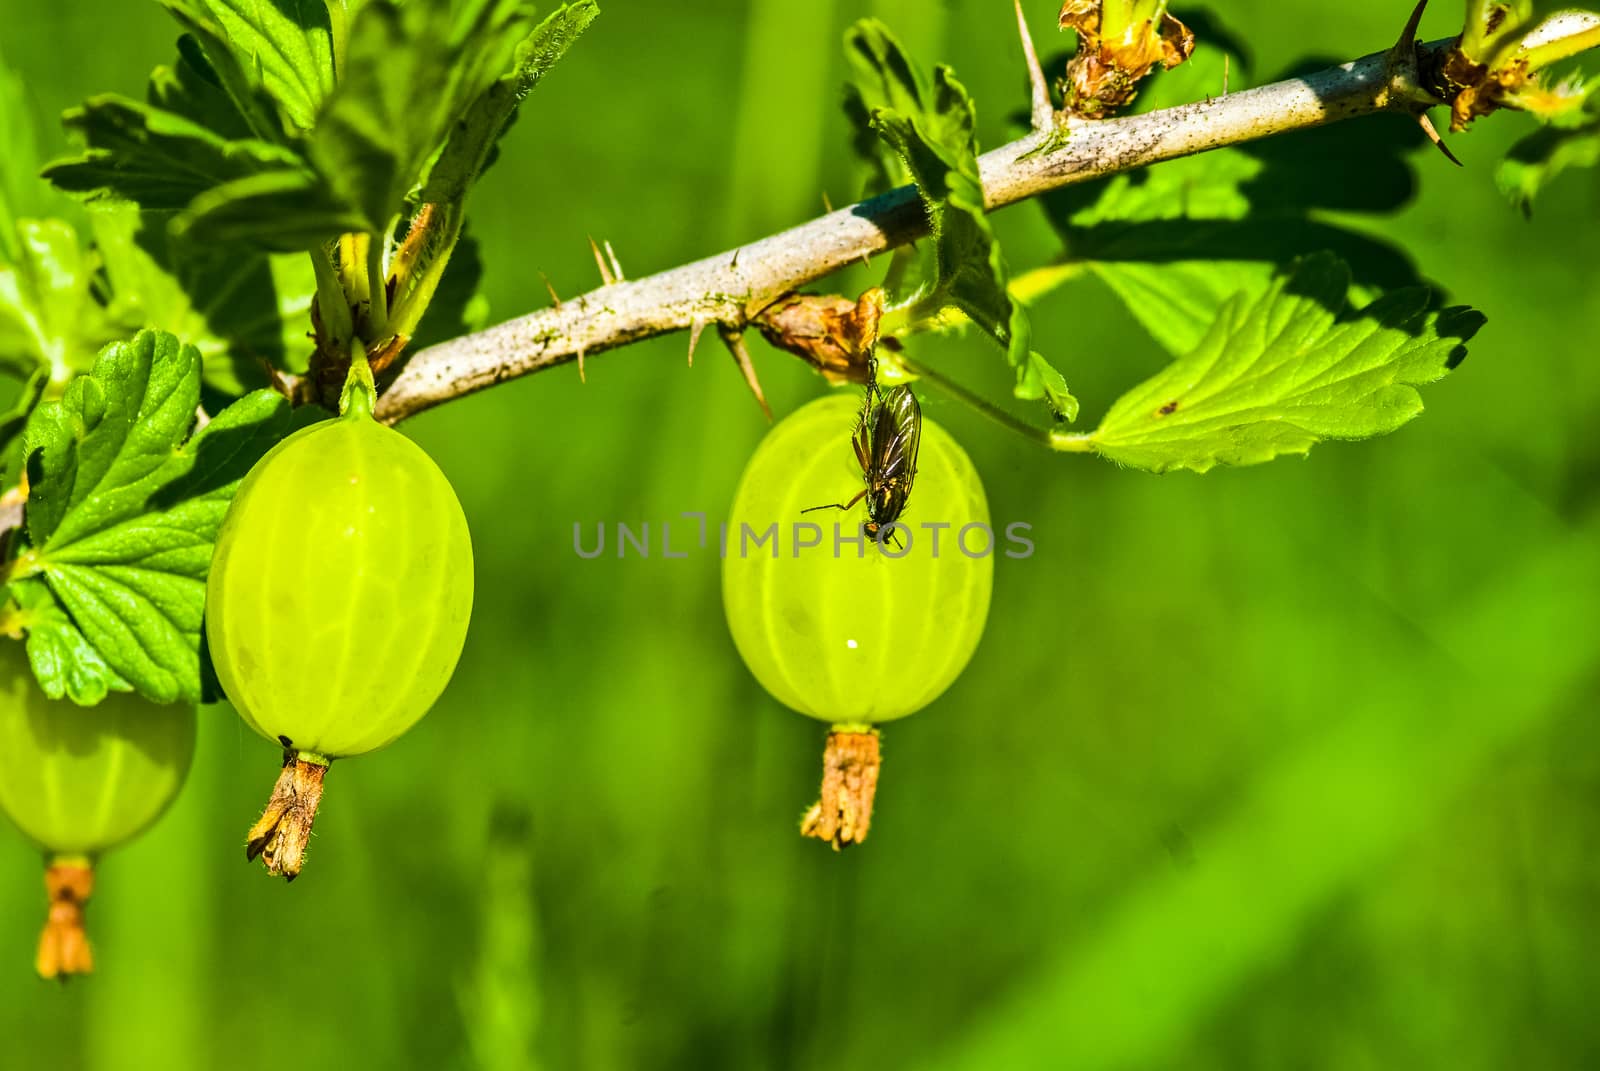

left=2, top=1, right=1598, bottom=1068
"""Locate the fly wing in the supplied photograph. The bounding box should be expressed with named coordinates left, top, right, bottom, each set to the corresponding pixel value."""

left=870, top=386, right=921, bottom=482
left=851, top=388, right=874, bottom=474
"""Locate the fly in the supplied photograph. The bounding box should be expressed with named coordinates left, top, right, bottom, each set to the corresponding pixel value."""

left=803, top=360, right=922, bottom=545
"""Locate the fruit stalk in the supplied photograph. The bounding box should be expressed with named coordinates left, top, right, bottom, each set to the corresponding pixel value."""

left=246, top=751, right=331, bottom=882
left=37, top=856, right=95, bottom=980
left=801, top=728, right=882, bottom=850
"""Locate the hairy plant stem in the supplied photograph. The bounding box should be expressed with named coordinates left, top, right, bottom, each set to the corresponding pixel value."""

left=245, top=751, right=331, bottom=882
left=895, top=353, right=1057, bottom=447
left=371, top=17, right=1600, bottom=426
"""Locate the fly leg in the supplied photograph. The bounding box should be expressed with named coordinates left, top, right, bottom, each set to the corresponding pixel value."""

left=802, top=488, right=868, bottom=515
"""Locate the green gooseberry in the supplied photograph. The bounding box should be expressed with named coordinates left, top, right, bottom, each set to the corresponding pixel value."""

left=722, top=391, right=994, bottom=847
left=206, top=400, right=473, bottom=880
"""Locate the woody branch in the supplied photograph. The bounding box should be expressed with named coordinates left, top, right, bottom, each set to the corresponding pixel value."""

left=374, top=11, right=1600, bottom=426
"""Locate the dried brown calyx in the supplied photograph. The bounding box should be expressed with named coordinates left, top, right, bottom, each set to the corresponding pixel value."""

left=1058, top=0, right=1195, bottom=119
left=755, top=287, right=884, bottom=385
left=246, top=750, right=330, bottom=881
left=801, top=728, right=882, bottom=850
left=1421, top=0, right=1599, bottom=133
left=37, top=857, right=95, bottom=980
left=1432, top=48, right=1534, bottom=132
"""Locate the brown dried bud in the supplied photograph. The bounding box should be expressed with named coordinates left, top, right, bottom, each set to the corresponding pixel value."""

left=756, top=287, right=885, bottom=385
left=1058, top=0, right=1099, bottom=36
left=1058, top=2, right=1195, bottom=118
left=1435, top=48, right=1533, bottom=132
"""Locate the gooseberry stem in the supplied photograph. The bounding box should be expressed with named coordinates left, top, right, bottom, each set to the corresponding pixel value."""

left=37, top=855, right=94, bottom=980
left=339, top=349, right=378, bottom=420
left=246, top=750, right=332, bottom=882
left=800, top=726, right=881, bottom=850
left=895, top=353, right=1064, bottom=448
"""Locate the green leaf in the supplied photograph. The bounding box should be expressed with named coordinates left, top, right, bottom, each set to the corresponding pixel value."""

left=1497, top=114, right=1600, bottom=216
left=148, top=34, right=258, bottom=142
left=42, top=43, right=358, bottom=252
left=843, top=19, right=927, bottom=195
left=1062, top=218, right=1429, bottom=356
left=92, top=207, right=317, bottom=392
left=157, top=0, right=336, bottom=134
left=422, top=1, right=600, bottom=205
left=43, top=95, right=307, bottom=212
left=1039, top=43, right=1425, bottom=355
left=849, top=19, right=1076, bottom=421
left=1088, top=254, right=1485, bottom=473
left=5, top=576, right=131, bottom=704
left=310, top=0, right=539, bottom=232
left=0, top=219, right=119, bottom=381
left=19, top=330, right=311, bottom=703
left=174, top=168, right=367, bottom=251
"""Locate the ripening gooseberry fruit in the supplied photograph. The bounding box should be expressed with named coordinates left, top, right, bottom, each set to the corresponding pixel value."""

left=0, top=639, right=196, bottom=978
left=206, top=385, right=473, bottom=881
left=722, top=391, right=993, bottom=848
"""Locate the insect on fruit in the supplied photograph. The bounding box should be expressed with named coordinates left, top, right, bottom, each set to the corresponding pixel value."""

left=724, top=393, right=993, bottom=849
left=802, top=358, right=922, bottom=546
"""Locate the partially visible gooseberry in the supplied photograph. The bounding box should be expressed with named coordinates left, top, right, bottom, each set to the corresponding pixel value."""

left=0, top=639, right=196, bottom=978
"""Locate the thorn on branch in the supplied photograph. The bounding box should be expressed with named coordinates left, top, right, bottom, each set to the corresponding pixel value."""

left=577, top=347, right=588, bottom=383
left=1395, top=0, right=1428, bottom=55
left=257, top=357, right=296, bottom=403
left=1417, top=113, right=1464, bottom=166
left=1015, top=0, right=1055, bottom=131
left=588, top=236, right=617, bottom=286
left=1380, top=0, right=1431, bottom=106
left=1381, top=1, right=1461, bottom=162
left=687, top=319, right=708, bottom=367
left=540, top=271, right=562, bottom=307
left=718, top=325, right=773, bottom=421
left=604, top=240, right=626, bottom=282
